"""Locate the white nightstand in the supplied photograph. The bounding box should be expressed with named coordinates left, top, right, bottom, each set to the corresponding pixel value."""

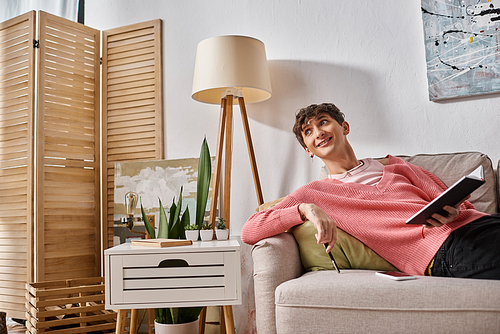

left=104, top=239, right=241, bottom=333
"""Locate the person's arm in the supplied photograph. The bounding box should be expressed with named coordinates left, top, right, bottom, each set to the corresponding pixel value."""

left=242, top=196, right=338, bottom=253
left=298, top=203, right=337, bottom=253
left=241, top=196, right=304, bottom=245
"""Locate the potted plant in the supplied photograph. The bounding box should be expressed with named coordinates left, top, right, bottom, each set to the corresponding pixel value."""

left=184, top=224, right=200, bottom=242
left=215, top=217, right=228, bottom=240
left=199, top=220, right=213, bottom=241
left=140, top=138, right=212, bottom=333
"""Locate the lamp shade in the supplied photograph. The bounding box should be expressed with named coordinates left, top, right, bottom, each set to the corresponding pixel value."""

left=192, top=35, right=272, bottom=104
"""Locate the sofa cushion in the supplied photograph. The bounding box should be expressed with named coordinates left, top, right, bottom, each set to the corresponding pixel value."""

left=275, top=270, right=500, bottom=334
left=290, top=221, right=396, bottom=271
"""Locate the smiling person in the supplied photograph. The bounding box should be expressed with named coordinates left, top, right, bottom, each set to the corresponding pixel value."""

left=241, top=103, right=500, bottom=279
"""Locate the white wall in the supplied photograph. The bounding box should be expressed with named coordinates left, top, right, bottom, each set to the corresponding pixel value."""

left=85, top=0, right=500, bottom=236
left=1, top=0, right=79, bottom=22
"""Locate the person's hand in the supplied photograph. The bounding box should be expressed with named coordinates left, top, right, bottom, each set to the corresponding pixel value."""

left=425, top=195, right=471, bottom=228
left=298, top=203, right=337, bottom=253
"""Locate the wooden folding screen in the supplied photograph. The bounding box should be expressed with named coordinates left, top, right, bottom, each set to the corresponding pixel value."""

left=36, top=12, right=101, bottom=282
left=0, top=12, right=163, bottom=319
left=101, top=20, right=163, bottom=250
left=0, top=11, right=100, bottom=318
left=0, top=11, right=36, bottom=320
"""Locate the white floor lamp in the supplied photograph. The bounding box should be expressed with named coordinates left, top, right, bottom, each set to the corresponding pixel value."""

left=191, top=35, right=272, bottom=232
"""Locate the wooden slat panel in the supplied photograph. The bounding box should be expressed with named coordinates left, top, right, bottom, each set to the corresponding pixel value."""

left=0, top=50, right=29, bottom=68
left=106, top=43, right=155, bottom=61
left=102, top=19, right=163, bottom=250
left=37, top=11, right=101, bottom=282
left=0, top=10, right=35, bottom=320
left=45, top=67, right=94, bottom=86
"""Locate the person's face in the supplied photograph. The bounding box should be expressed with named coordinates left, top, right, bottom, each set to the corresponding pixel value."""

left=301, top=113, right=350, bottom=159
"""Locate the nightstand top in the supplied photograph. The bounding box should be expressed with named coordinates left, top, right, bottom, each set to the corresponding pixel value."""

left=105, top=239, right=240, bottom=255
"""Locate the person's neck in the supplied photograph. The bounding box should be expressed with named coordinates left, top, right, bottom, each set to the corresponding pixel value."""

left=324, top=151, right=360, bottom=175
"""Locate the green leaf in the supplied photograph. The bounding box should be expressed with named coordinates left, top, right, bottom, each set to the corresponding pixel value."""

left=156, top=308, right=171, bottom=324
left=178, top=207, right=189, bottom=239
left=141, top=200, right=155, bottom=239
left=157, top=198, right=169, bottom=239
left=154, top=307, right=203, bottom=324
left=168, top=199, right=177, bottom=230
left=196, top=138, right=211, bottom=228
left=178, top=307, right=204, bottom=323
left=169, top=187, right=184, bottom=239
left=170, top=308, right=179, bottom=324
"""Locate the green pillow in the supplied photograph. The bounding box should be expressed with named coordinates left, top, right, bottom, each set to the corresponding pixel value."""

left=290, top=221, right=397, bottom=272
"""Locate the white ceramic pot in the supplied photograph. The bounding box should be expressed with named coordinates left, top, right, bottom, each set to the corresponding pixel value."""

left=215, top=229, right=229, bottom=240
left=154, top=319, right=199, bottom=334
left=200, top=230, right=213, bottom=241
left=185, top=230, right=199, bottom=242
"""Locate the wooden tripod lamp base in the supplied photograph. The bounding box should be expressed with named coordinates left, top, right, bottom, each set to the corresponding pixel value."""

left=208, top=94, right=264, bottom=230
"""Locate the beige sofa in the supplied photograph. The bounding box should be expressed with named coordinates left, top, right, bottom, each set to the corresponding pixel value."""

left=251, top=152, right=500, bottom=334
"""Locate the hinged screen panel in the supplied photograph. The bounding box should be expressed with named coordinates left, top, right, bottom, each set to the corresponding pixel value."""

left=36, top=11, right=101, bottom=282
left=102, top=19, right=163, bottom=249
left=0, top=11, right=36, bottom=319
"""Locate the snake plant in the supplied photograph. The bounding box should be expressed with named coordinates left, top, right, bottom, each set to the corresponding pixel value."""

left=140, top=137, right=211, bottom=324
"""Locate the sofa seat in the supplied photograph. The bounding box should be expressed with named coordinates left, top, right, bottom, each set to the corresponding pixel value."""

left=275, top=270, right=500, bottom=334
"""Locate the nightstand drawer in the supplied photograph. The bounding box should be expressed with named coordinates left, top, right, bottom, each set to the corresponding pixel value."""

left=105, top=241, right=242, bottom=309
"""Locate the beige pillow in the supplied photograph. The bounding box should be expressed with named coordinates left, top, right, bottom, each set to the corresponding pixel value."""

left=257, top=197, right=397, bottom=272
left=257, top=197, right=285, bottom=212
left=290, top=221, right=397, bottom=272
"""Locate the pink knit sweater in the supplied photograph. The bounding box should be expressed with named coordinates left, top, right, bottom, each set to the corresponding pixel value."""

left=241, top=156, right=488, bottom=275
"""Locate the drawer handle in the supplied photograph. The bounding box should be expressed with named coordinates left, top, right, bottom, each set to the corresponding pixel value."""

left=158, top=259, right=189, bottom=268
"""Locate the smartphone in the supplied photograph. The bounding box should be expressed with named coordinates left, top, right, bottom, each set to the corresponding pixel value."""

left=376, top=271, right=416, bottom=281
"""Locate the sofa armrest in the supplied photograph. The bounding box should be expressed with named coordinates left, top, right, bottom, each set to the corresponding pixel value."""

left=251, top=232, right=304, bottom=334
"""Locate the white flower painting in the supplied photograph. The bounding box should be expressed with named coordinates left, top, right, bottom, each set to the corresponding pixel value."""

left=114, top=157, right=214, bottom=225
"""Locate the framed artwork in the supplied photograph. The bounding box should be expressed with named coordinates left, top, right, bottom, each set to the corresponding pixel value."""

left=421, top=1, right=500, bottom=100
left=114, top=157, right=214, bottom=226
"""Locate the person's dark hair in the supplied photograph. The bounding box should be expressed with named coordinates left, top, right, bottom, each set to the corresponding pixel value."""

left=292, top=103, right=345, bottom=148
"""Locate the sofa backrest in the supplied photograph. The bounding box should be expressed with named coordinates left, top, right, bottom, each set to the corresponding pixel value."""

left=399, top=152, right=498, bottom=214
left=320, top=152, right=498, bottom=214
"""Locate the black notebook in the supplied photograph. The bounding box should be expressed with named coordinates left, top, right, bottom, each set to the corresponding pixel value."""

left=406, top=165, right=485, bottom=225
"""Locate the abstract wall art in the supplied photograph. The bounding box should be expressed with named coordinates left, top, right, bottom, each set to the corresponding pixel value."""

left=421, top=0, right=500, bottom=100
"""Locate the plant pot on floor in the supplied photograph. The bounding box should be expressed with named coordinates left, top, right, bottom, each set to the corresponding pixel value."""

left=200, top=230, right=213, bottom=241
left=154, top=319, right=199, bottom=334
left=216, top=229, right=229, bottom=240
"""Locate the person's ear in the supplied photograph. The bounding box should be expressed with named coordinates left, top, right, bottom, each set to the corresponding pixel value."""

left=304, top=147, right=313, bottom=158
left=342, top=121, right=350, bottom=135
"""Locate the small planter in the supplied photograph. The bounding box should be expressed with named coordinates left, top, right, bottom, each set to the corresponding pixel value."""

left=154, top=319, right=199, bottom=334
left=200, top=229, right=213, bottom=241
left=185, top=230, right=199, bottom=242
left=216, top=229, right=229, bottom=240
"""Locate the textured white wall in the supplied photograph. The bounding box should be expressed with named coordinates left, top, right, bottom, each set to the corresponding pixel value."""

left=86, top=0, right=500, bottom=236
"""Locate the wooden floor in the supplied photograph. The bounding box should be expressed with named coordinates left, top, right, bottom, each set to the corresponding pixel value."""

left=6, top=309, right=224, bottom=334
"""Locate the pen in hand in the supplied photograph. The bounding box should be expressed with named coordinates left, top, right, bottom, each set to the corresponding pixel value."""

left=324, top=243, right=340, bottom=273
